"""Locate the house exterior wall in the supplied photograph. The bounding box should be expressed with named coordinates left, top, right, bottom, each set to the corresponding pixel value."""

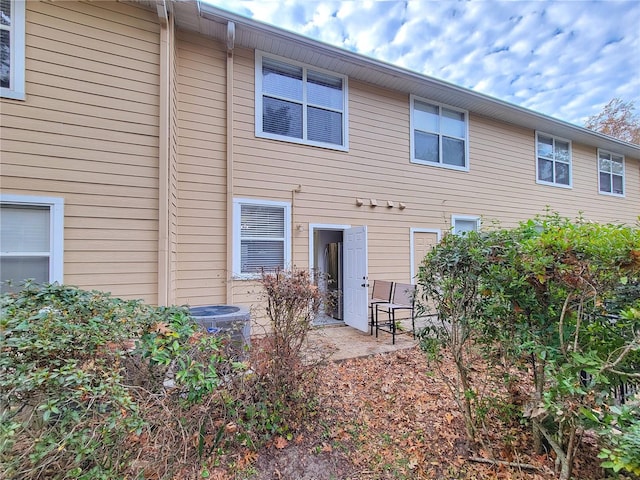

left=0, top=1, right=162, bottom=302
left=1, top=2, right=638, bottom=312
left=174, top=30, right=228, bottom=306
left=223, top=44, right=639, bottom=308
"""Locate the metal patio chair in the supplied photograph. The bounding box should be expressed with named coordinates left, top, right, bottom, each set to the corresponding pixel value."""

left=375, top=283, right=417, bottom=344
left=369, top=280, right=394, bottom=335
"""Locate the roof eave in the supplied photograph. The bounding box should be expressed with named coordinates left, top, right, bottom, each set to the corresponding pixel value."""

left=173, top=1, right=640, bottom=158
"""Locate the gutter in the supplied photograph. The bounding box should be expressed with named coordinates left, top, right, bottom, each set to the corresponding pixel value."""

left=195, top=1, right=639, bottom=159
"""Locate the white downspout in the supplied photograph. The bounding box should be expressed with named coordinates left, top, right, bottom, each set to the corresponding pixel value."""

left=226, top=21, right=235, bottom=304
left=157, top=0, right=170, bottom=306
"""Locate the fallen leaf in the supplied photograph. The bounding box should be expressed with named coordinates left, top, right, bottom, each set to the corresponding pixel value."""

left=153, top=322, right=173, bottom=335
left=274, top=436, right=288, bottom=449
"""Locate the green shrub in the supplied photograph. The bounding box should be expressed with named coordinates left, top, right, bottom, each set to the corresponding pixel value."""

left=587, top=304, right=640, bottom=477
left=416, top=212, right=640, bottom=480
left=591, top=401, right=640, bottom=476
left=0, top=282, right=226, bottom=479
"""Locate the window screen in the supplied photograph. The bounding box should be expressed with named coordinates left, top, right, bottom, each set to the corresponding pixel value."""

left=0, top=204, right=51, bottom=292
left=258, top=54, right=346, bottom=148
left=239, top=204, right=286, bottom=274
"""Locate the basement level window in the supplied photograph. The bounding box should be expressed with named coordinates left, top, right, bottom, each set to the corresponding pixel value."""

left=452, top=215, right=480, bottom=235
left=0, top=194, right=64, bottom=293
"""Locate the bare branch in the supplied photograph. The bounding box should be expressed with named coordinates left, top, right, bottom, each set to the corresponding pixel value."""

left=468, top=456, right=539, bottom=471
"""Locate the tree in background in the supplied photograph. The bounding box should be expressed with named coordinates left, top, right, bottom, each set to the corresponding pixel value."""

left=584, top=98, right=640, bottom=145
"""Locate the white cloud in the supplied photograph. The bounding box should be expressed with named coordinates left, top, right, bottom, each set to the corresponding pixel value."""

left=207, top=0, right=640, bottom=125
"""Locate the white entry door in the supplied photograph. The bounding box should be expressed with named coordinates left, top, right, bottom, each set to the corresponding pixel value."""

left=343, top=226, right=368, bottom=332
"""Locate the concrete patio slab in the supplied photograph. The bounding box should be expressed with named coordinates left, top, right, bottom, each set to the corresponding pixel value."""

left=308, top=322, right=418, bottom=362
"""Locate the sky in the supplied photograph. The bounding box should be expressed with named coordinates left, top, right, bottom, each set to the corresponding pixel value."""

left=208, top=0, right=640, bottom=127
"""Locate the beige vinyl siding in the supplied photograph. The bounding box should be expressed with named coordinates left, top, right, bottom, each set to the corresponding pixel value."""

left=468, top=117, right=640, bottom=224
left=228, top=48, right=639, bottom=311
left=5, top=4, right=634, bottom=314
left=0, top=1, right=161, bottom=302
left=174, top=30, right=228, bottom=306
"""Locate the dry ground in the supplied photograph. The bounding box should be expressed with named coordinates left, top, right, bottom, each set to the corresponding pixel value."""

left=204, top=346, right=606, bottom=480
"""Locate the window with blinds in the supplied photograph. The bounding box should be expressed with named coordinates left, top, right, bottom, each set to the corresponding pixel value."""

left=234, top=199, right=291, bottom=276
left=0, top=196, right=64, bottom=293
left=256, top=52, right=347, bottom=150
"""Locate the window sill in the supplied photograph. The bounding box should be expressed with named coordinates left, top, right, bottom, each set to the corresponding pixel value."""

left=536, top=179, right=572, bottom=189
left=410, top=158, right=469, bottom=172
left=598, top=191, right=625, bottom=198
left=1, top=88, right=26, bottom=101
left=256, top=131, right=349, bottom=152
left=232, top=273, right=262, bottom=281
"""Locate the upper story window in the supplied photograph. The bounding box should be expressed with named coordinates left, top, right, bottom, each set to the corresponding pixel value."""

left=411, top=95, right=469, bottom=170
left=233, top=198, right=291, bottom=278
left=1, top=194, right=64, bottom=293
left=598, top=149, right=625, bottom=196
left=255, top=52, right=348, bottom=150
left=0, top=0, right=26, bottom=100
left=536, top=132, right=572, bottom=187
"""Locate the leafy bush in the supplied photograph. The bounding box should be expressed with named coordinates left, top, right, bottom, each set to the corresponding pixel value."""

left=416, top=213, right=640, bottom=480
left=588, top=400, right=640, bottom=476
left=0, top=282, right=226, bottom=479
left=417, top=229, right=492, bottom=442
left=245, top=269, right=326, bottom=438
left=584, top=303, right=640, bottom=477
left=0, top=273, right=339, bottom=478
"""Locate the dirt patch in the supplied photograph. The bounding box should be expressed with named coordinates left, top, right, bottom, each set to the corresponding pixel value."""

left=206, top=346, right=607, bottom=479
left=249, top=444, right=354, bottom=480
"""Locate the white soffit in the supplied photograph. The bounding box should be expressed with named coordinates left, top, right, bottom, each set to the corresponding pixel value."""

left=166, top=1, right=639, bottom=158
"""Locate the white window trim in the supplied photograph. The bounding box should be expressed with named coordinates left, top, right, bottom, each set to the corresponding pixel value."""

left=535, top=131, right=573, bottom=189
left=1, top=0, right=26, bottom=100
left=597, top=148, right=625, bottom=197
left=410, top=94, right=470, bottom=172
left=232, top=198, right=291, bottom=279
left=307, top=223, right=351, bottom=274
left=0, top=194, right=64, bottom=284
left=254, top=50, right=349, bottom=152
left=451, top=214, right=480, bottom=235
